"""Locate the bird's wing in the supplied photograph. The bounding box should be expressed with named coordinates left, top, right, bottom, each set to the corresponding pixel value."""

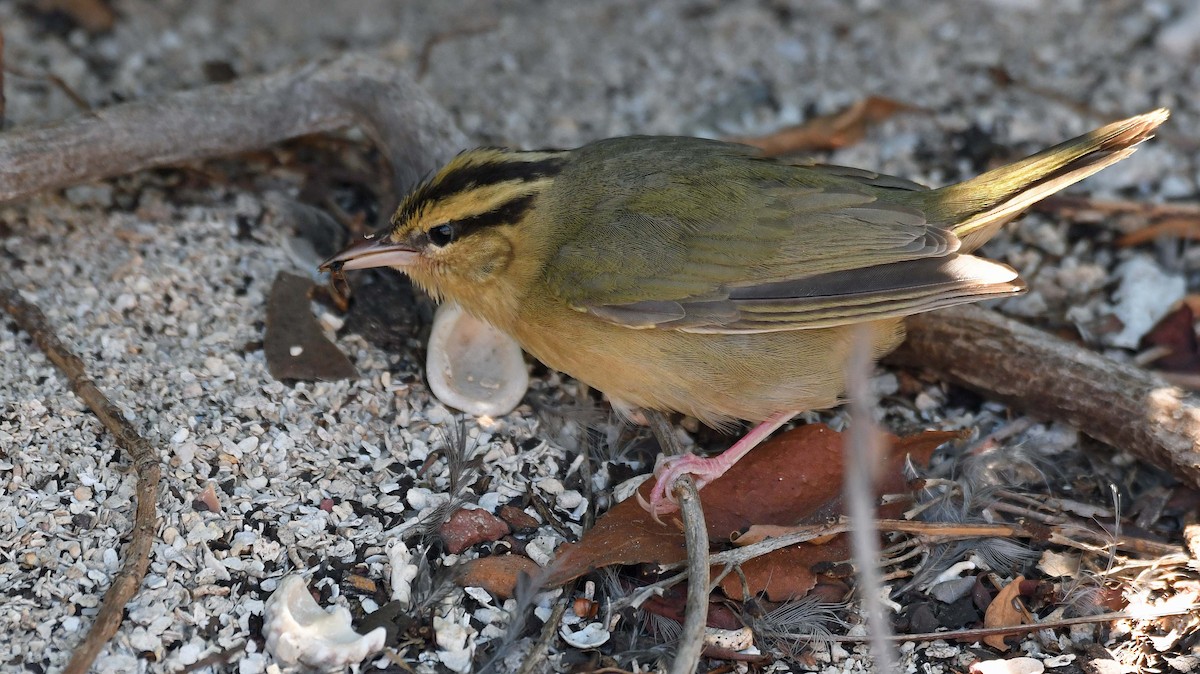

left=545, top=148, right=1023, bottom=333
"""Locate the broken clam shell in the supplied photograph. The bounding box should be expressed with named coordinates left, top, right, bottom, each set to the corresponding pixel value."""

left=427, top=303, right=528, bottom=417
left=263, top=575, right=386, bottom=667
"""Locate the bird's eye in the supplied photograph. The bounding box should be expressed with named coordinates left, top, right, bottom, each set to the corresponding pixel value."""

left=428, top=223, right=456, bottom=247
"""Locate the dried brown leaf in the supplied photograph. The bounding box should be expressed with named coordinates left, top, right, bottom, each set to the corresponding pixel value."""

left=1141, top=303, right=1200, bottom=373
left=731, top=96, right=921, bottom=156
left=548, top=425, right=956, bottom=600
left=983, top=575, right=1035, bottom=651
left=1118, top=216, right=1200, bottom=247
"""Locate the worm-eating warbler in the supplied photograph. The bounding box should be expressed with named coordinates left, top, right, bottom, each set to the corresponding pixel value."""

left=324, top=109, right=1167, bottom=515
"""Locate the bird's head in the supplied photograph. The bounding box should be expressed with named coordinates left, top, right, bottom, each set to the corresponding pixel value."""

left=322, top=147, right=567, bottom=322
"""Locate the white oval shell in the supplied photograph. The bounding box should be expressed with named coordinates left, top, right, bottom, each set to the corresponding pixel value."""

left=427, top=303, right=528, bottom=417
left=560, top=621, right=610, bottom=648
left=263, top=575, right=386, bottom=667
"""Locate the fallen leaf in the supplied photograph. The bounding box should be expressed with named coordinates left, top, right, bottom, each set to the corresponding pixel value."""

left=1118, top=216, right=1200, bottom=247
left=264, top=272, right=358, bottom=382
left=731, top=96, right=922, bottom=156
left=548, top=424, right=957, bottom=600
left=720, top=541, right=852, bottom=602
left=1141, top=303, right=1200, bottom=373
left=457, top=555, right=540, bottom=599
left=641, top=585, right=743, bottom=630
left=983, top=575, right=1035, bottom=651
left=546, top=486, right=685, bottom=587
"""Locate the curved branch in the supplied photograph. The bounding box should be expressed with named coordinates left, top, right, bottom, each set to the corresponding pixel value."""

left=0, top=52, right=467, bottom=204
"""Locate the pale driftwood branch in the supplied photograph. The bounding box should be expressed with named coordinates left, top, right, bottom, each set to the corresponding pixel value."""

left=0, top=270, right=162, bottom=674
left=0, top=52, right=467, bottom=205
left=889, top=304, right=1200, bottom=489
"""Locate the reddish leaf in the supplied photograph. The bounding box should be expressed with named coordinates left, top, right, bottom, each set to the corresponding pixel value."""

left=719, top=540, right=852, bottom=602
left=641, top=585, right=743, bottom=630
left=982, top=575, right=1035, bottom=651
left=730, top=96, right=921, bottom=156
left=1117, top=216, right=1200, bottom=247
left=548, top=424, right=956, bottom=601
left=1142, top=303, right=1200, bottom=373
left=546, top=490, right=685, bottom=587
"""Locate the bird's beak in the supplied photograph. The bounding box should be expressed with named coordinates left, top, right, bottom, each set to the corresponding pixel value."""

left=319, top=234, right=419, bottom=272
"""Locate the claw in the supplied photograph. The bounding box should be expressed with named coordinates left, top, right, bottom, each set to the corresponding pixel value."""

left=640, top=452, right=715, bottom=521
left=638, top=411, right=800, bottom=522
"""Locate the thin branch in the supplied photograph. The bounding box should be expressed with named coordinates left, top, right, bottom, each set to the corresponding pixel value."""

left=4, top=65, right=92, bottom=114
left=845, top=325, right=897, bottom=672
left=645, top=411, right=709, bottom=674
left=825, top=604, right=1200, bottom=643
left=0, top=270, right=162, bottom=674
left=515, top=592, right=569, bottom=674
left=0, top=52, right=467, bottom=206
left=887, top=305, right=1200, bottom=490
left=610, top=513, right=1184, bottom=618
left=728, top=519, right=1182, bottom=562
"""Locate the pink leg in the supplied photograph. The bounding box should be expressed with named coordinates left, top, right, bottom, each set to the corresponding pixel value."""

left=642, top=411, right=797, bottom=518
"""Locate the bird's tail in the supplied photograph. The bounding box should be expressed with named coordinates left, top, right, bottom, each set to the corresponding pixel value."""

left=929, top=109, right=1169, bottom=252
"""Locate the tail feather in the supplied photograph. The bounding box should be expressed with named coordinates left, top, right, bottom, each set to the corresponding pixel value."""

left=931, top=109, right=1169, bottom=252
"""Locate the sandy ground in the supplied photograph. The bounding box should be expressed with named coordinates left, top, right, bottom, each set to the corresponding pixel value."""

left=1, top=1, right=1197, bottom=672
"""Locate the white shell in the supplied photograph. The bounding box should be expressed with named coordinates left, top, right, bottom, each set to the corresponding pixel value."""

left=560, top=621, right=610, bottom=649
left=388, top=540, right=420, bottom=606
left=703, top=626, right=755, bottom=651
left=263, top=575, right=386, bottom=667
left=427, top=303, right=528, bottom=417
left=969, top=657, right=1045, bottom=674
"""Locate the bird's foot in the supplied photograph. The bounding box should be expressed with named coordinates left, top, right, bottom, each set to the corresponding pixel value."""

left=637, top=410, right=799, bottom=521
left=640, top=452, right=727, bottom=520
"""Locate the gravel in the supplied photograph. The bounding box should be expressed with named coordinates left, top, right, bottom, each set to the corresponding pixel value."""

left=1, top=1, right=1197, bottom=672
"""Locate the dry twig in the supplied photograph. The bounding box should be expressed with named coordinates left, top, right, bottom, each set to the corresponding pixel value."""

left=0, top=52, right=467, bottom=206
left=888, top=305, right=1200, bottom=490
left=514, top=592, right=570, bottom=674
left=613, top=515, right=1184, bottom=619
left=646, top=410, right=709, bottom=674
left=827, top=604, right=1200, bottom=644
left=3, top=65, right=93, bottom=114
left=0, top=270, right=162, bottom=674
